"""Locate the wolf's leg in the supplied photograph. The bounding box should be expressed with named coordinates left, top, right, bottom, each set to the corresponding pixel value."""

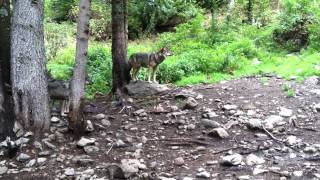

left=153, top=66, right=158, bottom=83
left=131, top=68, right=136, bottom=81
left=60, top=100, right=70, bottom=117
left=147, top=66, right=151, bottom=83
left=135, top=67, right=140, bottom=81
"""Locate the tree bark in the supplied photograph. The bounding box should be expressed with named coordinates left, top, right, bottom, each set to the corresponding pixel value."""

left=112, top=0, right=130, bottom=99
left=69, top=0, right=90, bottom=132
left=11, top=0, right=50, bottom=137
left=0, top=0, right=14, bottom=140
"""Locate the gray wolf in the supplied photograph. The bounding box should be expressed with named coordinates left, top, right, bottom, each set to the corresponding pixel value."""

left=129, top=47, right=172, bottom=83
left=48, top=78, right=70, bottom=116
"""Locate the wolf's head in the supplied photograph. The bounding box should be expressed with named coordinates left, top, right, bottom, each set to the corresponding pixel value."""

left=158, top=47, right=172, bottom=57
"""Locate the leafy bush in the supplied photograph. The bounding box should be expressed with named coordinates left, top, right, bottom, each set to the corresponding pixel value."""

left=44, top=22, right=76, bottom=61
left=272, top=0, right=320, bottom=52
left=47, top=47, right=75, bottom=80
left=86, top=46, right=112, bottom=98
left=46, top=0, right=76, bottom=21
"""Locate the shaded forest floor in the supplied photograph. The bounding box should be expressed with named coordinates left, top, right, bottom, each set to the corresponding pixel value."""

left=1, top=75, right=320, bottom=180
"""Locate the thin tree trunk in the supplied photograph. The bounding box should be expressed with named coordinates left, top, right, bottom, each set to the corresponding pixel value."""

left=112, top=0, right=130, bottom=100
left=69, top=0, right=90, bottom=132
left=0, top=0, right=14, bottom=140
left=11, top=0, right=50, bottom=137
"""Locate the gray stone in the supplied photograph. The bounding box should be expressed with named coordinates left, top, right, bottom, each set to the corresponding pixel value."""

left=125, top=80, right=169, bottom=97
left=115, top=139, right=126, bottom=148
left=64, top=168, right=75, bottom=176
left=221, top=154, right=243, bottom=166
left=264, top=115, right=285, bottom=129
left=16, top=153, right=31, bottom=162
left=202, top=112, right=218, bottom=119
left=84, top=146, right=99, bottom=154
left=187, top=124, right=196, bottom=130
left=209, top=128, right=229, bottom=138
left=25, top=159, right=36, bottom=167
left=15, top=137, right=30, bottom=146
left=201, top=119, right=221, bottom=128
left=315, top=104, right=320, bottom=112
left=223, top=105, right=238, bottom=111
left=293, top=171, right=303, bottom=177
left=286, top=136, right=299, bottom=146
left=196, top=171, right=210, bottom=178
left=0, top=166, right=8, bottom=175
left=83, top=168, right=95, bottom=175
left=246, top=154, right=265, bottom=166
left=95, top=113, right=106, bottom=120
left=33, top=141, right=43, bottom=150
left=37, top=158, right=47, bottom=165
left=247, top=119, right=262, bottom=129
left=51, top=116, right=60, bottom=123
left=43, top=140, right=56, bottom=149
left=101, top=119, right=111, bottom=127
left=304, top=146, right=317, bottom=154
left=77, top=137, right=96, bottom=147
left=133, top=109, right=145, bottom=116
left=174, top=157, right=185, bottom=166
left=184, top=97, right=198, bottom=109
left=279, top=107, right=293, bottom=117
left=120, top=159, right=146, bottom=178
left=85, top=120, right=94, bottom=132
left=72, top=155, right=94, bottom=166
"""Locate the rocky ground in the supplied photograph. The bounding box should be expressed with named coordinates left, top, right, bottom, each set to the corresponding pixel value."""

left=0, top=76, right=320, bottom=180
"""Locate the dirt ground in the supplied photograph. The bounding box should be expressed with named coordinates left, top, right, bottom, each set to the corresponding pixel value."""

left=1, top=75, right=320, bottom=180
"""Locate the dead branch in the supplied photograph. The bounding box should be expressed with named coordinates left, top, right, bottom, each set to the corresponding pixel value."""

left=262, top=126, right=284, bottom=144
left=148, top=138, right=214, bottom=146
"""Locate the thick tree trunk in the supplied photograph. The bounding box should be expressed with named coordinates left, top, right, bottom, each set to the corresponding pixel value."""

left=0, top=0, right=14, bottom=140
left=11, top=0, right=50, bottom=137
left=112, top=0, right=130, bottom=99
left=247, top=0, right=254, bottom=24
left=69, top=0, right=90, bottom=132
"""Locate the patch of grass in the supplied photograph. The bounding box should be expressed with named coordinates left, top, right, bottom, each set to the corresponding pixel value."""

left=282, top=83, right=295, bottom=98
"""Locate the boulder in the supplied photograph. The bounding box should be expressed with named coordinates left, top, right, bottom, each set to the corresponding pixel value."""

left=125, top=80, right=170, bottom=97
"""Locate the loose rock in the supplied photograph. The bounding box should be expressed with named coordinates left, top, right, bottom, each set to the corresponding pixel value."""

left=246, top=154, right=265, bottom=166
left=77, top=137, right=96, bottom=147
left=16, top=153, right=31, bottom=162
left=201, top=119, right=221, bottom=128
left=221, top=154, right=243, bottom=166
left=208, top=128, right=229, bottom=138
left=184, top=97, right=198, bottom=109
left=64, top=168, right=75, bottom=176
left=279, top=107, right=293, bottom=117
left=85, top=120, right=94, bottom=132
left=50, top=116, right=60, bottom=123
left=84, top=146, right=100, bottom=154
left=0, top=166, right=8, bottom=175
left=174, top=157, right=185, bottom=166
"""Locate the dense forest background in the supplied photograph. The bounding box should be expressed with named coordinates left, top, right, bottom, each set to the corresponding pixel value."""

left=45, top=0, right=320, bottom=99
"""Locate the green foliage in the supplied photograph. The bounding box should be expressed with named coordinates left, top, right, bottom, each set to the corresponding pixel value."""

left=46, top=0, right=76, bottom=21
left=45, top=0, right=320, bottom=98
left=282, top=83, right=295, bottom=97
left=86, top=46, right=112, bottom=99
left=131, top=0, right=199, bottom=35
left=47, top=47, right=75, bottom=80
left=44, top=22, right=76, bottom=61
left=273, top=0, right=320, bottom=52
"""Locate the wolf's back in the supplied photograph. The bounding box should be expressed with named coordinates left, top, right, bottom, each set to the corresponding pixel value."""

left=129, top=53, right=150, bottom=68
